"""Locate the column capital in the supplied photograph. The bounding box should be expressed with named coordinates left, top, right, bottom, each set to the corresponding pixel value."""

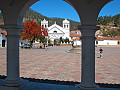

left=78, top=25, right=100, bottom=31
left=0, top=25, right=25, bottom=29
left=0, top=25, right=24, bottom=36
left=79, top=25, right=99, bottom=39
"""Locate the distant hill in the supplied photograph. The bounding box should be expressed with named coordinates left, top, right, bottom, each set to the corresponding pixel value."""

left=0, top=9, right=119, bottom=30
left=23, top=9, right=80, bottom=30
left=0, top=9, right=80, bottom=30
left=97, top=14, right=120, bottom=27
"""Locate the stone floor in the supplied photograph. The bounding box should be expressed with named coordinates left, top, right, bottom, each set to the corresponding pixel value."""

left=0, top=79, right=120, bottom=90
left=0, top=46, right=120, bottom=84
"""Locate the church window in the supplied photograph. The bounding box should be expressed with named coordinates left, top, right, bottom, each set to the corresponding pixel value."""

left=64, top=25, right=65, bottom=28
left=67, top=25, right=68, bottom=28
left=42, top=25, right=44, bottom=28
left=45, top=25, right=47, bottom=27
left=53, top=31, right=57, bottom=33
left=96, top=41, right=98, bottom=44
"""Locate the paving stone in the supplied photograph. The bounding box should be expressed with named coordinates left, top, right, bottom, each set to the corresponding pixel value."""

left=0, top=46, right=120, bottom=84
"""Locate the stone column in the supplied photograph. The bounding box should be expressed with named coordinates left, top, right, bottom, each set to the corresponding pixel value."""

left=77, top=25, right=100, bottom=90
left=2, top=25, right=24, bottom=87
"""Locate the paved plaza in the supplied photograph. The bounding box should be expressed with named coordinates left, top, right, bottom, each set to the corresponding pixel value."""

left=0, top=46, right=120, bottom=84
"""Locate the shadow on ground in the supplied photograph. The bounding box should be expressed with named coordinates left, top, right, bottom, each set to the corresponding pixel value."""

left=0, top=75, right=120, bottom=88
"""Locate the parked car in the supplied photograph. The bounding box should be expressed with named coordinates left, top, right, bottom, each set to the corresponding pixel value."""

left=21, top=43, right=31, bottom=49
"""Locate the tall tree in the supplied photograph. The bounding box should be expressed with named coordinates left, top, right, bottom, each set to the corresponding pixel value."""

left=20, top=20, right=48, bottom=48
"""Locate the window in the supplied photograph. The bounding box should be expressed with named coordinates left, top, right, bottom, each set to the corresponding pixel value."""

left=45, top=25, right=47, bottom=27
left=64, top=25, right=66, bottom=28
left=96, top=41, right=98, bottom=44
left=53, top=31, right=57, bottom=33
left=67, top=25, right=68, bottom=28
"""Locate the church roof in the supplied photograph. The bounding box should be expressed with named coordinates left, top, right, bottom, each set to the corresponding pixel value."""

left=48, top=23, right=65, bottom=34
left=63, top=19, right=69, bottom=23
left=96, top=37, right=120, bottom=41
left=41, top=18, right=48, bottom=23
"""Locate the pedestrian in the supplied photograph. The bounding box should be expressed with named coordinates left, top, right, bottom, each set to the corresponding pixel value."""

left=72, top=42, right=74, bottom=48
left=45, top=44, right=47, bottom=51
left=99, top=47, right=103, bottom=58
left=52, top=44, right=53, bottom=47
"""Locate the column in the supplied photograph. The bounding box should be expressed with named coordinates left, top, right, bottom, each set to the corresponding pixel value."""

left=77, top=25, right=100, bottom=90
left=2, top=26, right=24, bottom=87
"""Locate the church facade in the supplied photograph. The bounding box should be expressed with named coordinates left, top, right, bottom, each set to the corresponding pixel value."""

left=41, top=19, right=71, bottom=41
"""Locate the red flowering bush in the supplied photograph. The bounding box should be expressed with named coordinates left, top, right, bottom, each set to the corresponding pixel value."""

left=20, top=21, right=48, bottom=48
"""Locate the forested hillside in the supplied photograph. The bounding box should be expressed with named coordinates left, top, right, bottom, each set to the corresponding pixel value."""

left=23, top=9, right=80, bottom=30
left=97, top=14, right=120, bottom=27
left=0, top=9, right=120, bottom=30
left=0, top=9, right=80, bottom=30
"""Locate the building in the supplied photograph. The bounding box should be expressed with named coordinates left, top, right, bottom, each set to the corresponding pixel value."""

left=41, top=18, right=71, bottom=42
left=70, top=30, right=81, bottom=46
left=70, top=30, right=120, bottom=46
left=96, top=37, right=120, bottom=45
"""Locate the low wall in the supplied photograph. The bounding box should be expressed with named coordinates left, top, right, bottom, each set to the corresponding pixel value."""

left=96, top=45, right=120, bottom=47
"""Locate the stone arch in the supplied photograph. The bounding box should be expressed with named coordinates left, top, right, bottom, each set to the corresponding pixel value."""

left=18, top=0, right=80, bottom=27
left=0, top=0, right=114, bottom=90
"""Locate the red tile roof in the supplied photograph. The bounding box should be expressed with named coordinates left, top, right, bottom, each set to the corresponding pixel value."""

left=70, top=30, right=81, bottom=37
left=96, top=37, right=120, bottom=41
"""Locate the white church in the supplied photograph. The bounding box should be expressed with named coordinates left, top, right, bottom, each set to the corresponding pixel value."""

left=41, top=18, right=71, bottom=41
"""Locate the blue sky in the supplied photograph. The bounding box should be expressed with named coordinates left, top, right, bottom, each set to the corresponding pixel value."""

left=30, top=0, right=120, bottom=22
left=0, top=0, right=120, bottom=22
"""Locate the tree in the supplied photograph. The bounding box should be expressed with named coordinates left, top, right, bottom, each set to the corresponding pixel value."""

left=64, top=37, right=69, bottom=43
left=102, top=29, right=120, bottom=37
left=20, top=20, right=48, bottom=48
left=114, top=14, right=120, bottom=27
left=59, top=37, right=64, bottom=43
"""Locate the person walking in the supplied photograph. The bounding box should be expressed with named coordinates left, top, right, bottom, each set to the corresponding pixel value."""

left=72, top=42, right=74, bottom=48
left=45, top=44, right=47, bottom=51
left=52, top=44, right=53, bottom=47
left=99, top=47, right=103, bottom=58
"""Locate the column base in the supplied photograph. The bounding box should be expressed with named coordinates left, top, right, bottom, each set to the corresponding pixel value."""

left=1, top=78, right=28, bottom=89
left=75, top=84, right=99, bottom=90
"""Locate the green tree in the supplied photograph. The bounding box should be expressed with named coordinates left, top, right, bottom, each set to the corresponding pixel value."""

left=64, top=38, right=69, bottom=43
left=59, top=37, right=64, bottom=43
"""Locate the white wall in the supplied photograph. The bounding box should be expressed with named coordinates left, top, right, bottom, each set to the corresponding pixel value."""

left=97, top=40, right=118, bottom=45
left=73, top=40, right=81, bottom=46
left=19, top=39, right=25, bottom=46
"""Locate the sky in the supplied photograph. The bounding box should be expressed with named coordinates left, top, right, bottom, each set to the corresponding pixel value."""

left=0, top=0, right=120, bottom=22
left=30, top=0, right=120, bottom=22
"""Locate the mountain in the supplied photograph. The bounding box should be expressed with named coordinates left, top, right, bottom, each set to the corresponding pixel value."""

left=97, top=14, right=120, bottom=27
left=0, top=9, right=80, bottom=30
left=0, top=9, right=119, bottom=30
left=23, top=9, right=80, bottom=30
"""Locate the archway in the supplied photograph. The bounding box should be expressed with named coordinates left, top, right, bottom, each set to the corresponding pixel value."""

left=95, top=0, right=120, bottom=84
left=0, top=10, right=6, bottom=48
left=19, top=0, right=81, bottom=83
left=0, top=0, right=113, bottom=90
